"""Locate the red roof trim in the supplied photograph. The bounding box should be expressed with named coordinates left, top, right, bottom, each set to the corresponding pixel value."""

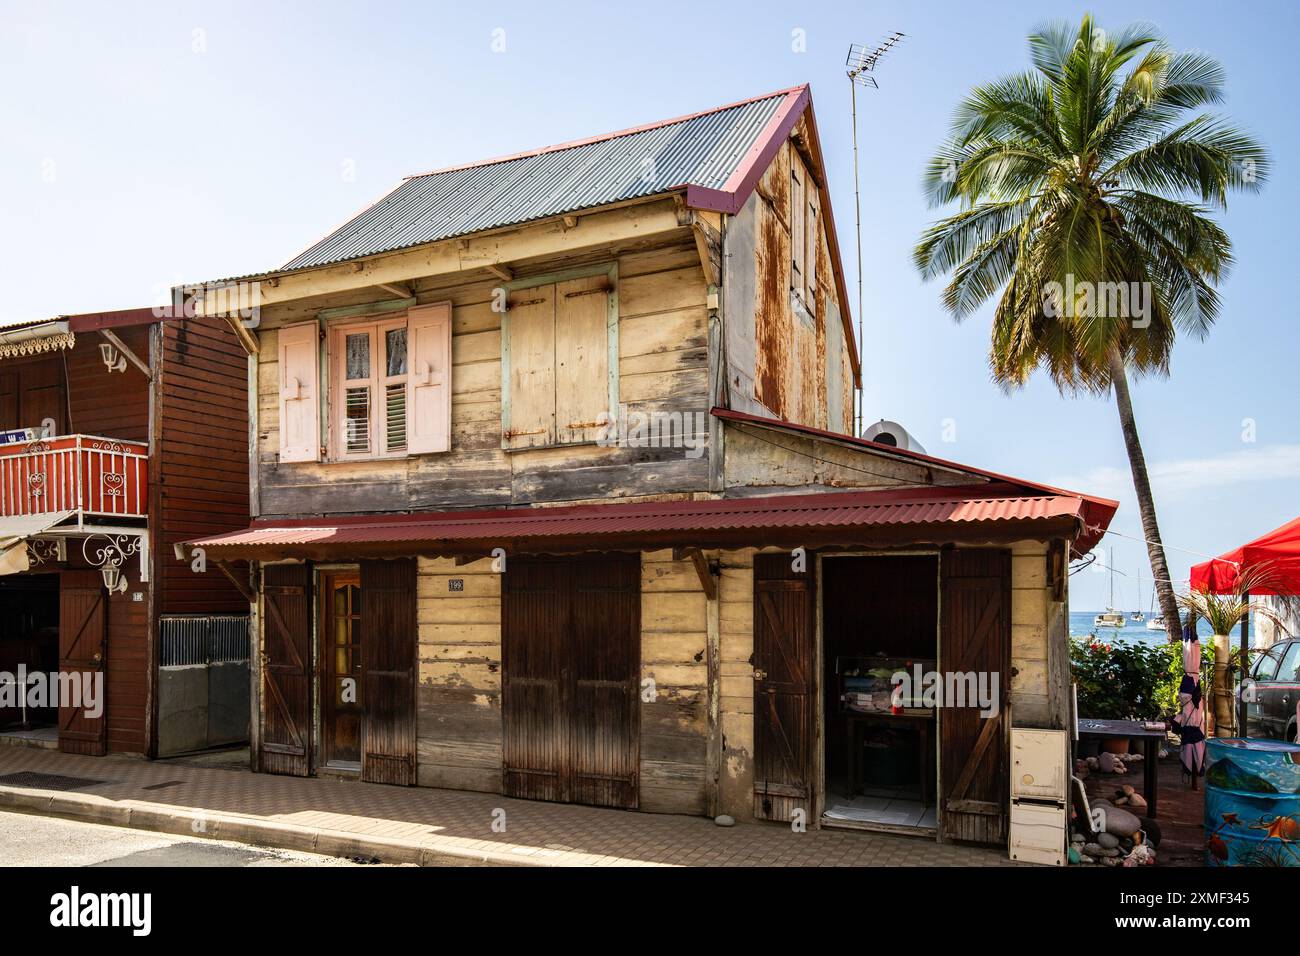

left=712, top=406, right=1118, bottom=556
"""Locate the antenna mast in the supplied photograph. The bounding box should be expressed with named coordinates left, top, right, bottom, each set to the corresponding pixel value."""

left=846, top=31, right=904, bottom=437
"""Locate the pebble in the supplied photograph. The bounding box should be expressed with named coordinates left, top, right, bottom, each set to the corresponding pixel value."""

left=1097, top=832, right=1120, bottom=849
left=714, top=814, right=735, bottom=827
left=1082, top=842, right=1106, bottom=858
left=1104, top=805, right=1142, bottom=837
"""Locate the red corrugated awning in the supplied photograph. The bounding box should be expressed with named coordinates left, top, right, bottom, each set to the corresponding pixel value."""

left=184, top=483, right=1110, bottom=562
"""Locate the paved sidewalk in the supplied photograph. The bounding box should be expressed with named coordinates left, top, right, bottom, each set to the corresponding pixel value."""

left=0, top=747, right=1018, bottom=867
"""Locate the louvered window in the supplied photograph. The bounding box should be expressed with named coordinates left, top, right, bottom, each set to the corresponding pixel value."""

left=332, top=319, right=409, bottom=458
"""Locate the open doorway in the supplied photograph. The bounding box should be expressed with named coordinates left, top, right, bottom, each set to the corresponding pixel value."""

left=0, top=574, right=59, bottom=744
left=821, top=554, right=938, bottom=833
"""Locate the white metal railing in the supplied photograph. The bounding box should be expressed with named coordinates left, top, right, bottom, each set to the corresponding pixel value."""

left=0, top=434, right=149, bottom=520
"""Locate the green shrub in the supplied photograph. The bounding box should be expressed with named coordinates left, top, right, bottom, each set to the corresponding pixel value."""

left=1070, top=637, right=1183, bottom=721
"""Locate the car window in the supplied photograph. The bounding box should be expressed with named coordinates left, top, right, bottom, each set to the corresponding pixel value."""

left=1278, top=643, right=1300, bottom=684
left=1254, top=646, right=1284, bottom=680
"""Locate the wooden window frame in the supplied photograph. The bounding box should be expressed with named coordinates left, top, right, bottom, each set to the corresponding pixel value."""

left=328, top=316, right=410, bottom=461
left=500, top=261, right=619, bottom=452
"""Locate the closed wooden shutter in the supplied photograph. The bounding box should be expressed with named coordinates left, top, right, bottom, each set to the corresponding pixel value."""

left=504, top=285, right=556, bottom=449
left=278, top=322, right=320, bottom=463
left=260, top=563, right=312, bottom=776
left=939, top=548, right=1011, bottom=846
left=360, top=559, right=418, bottom=785
left=554, top=275, right=611, bottom=445
left=406, top=303, right=451, bottom=454
left=752, top=553, right=814, bottom=822
left=58, top=571, right=107, bottom=756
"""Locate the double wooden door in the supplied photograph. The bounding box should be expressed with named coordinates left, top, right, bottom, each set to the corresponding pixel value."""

left=259, top=560, right=416, bottom=784
left=502, top=554, right=640, bottom=808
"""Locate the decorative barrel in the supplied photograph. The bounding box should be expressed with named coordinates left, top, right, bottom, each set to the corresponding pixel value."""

left=1204, top=738, right=1300, bottom=866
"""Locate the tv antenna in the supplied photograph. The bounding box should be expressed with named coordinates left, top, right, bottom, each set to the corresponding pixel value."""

left=846, top=31, right=904, bottom=437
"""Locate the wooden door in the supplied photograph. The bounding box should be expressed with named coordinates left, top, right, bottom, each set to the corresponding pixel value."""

left=939, top=548, right=1011, bottom=846
left=320, top=571, right=362, bottom=767
left=260, top=563, right=312, bottom=776
left=58, top=571, right=107, bottom=755
left=752, top=553, right=814, bottom=822
left=569, top=556, right=639, bottom=808
left=502, top=554, right=639, bottom=808
left=360, top=559, right=417, bottom=785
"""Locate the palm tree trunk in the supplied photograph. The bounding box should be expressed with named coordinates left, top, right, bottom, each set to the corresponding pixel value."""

left=1108, top=350, right=1183, bottom=638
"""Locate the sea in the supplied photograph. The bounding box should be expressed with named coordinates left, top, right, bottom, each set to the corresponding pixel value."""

left=1069, top=611, right=1229, bottom=644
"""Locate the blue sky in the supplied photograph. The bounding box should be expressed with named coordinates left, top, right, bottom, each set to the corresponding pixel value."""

left=1, top=1, right=1295, bottom=610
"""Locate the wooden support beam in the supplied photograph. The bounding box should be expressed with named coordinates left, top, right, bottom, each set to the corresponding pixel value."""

left=376, top=282, right=414, bottom=299
left=691, top=216, right=722, bottom=286
left=486, top=263, right=514, bottom=282
left=214, top=560, right=255, bottom=604
left=98, top=328, right=153, bottom=380
left=674, top=546, right=718, bottom=600
left=223, top=315, right=260, bottom=355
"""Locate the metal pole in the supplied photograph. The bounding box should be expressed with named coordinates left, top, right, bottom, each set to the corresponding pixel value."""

left=850, top=78, right=864, bottom=437
left=1239, top=590, right=1250, bottom=737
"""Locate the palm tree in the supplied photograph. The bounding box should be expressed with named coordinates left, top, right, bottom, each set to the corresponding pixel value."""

left=914, top=15, right=1268, bottom=635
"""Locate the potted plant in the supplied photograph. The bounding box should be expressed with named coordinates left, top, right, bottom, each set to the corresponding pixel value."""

left=1178, top=563, right=1292, bottom=738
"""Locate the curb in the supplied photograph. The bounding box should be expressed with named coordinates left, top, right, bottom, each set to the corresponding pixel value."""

left=0, top=786, right=550, bottom=867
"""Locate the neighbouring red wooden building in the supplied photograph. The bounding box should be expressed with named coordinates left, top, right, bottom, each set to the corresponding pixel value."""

left=0, top=307, right=249, bottom=757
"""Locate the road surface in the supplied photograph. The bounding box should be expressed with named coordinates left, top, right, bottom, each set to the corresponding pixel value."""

left=0, top=810, right=392, bottom=866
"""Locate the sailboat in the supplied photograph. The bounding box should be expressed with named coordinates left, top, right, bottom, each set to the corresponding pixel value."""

left=1130, top=575, right=1145, bottom=623
left=1144, top=589, right=1166, bottom=631
left=1093, top=549, right=1126, bottom=629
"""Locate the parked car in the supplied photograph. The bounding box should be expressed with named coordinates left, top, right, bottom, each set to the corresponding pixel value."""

left=1241, top=638, right=1300, bottom=741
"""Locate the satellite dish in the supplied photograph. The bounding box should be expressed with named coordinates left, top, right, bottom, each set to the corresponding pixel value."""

left=862, top=419, right=927, bottom=454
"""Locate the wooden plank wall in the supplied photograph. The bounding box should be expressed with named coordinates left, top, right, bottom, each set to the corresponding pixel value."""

left=1009, top=539, right=1067, bottom=729
left=416, top=556, right=503, bottom=792
left=105, top=565, right=149, bottom=754
left=254, top=238, right=712, bottom=517
left=639, top=549, right=709, bottom=814
left=414, top=551, right=714, bottom=813
left=718, top=549, right=757, bottom=820
left=157, top=316, right=250, bottom=615
left=67, top=329, right=151, bottom=441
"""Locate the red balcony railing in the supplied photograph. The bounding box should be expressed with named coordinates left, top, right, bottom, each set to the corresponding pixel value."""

left=0, top=435, right=149, bottom=520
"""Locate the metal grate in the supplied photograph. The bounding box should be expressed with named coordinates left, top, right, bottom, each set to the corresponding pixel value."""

left=0, top=771, right=107, bottom=791
left=159, top=615, right=250, bottom=667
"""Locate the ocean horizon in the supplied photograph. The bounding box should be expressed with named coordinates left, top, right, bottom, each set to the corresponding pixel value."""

left=1068, top=610, right=1234, bottom=644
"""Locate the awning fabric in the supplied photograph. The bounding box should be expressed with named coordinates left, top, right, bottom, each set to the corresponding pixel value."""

left=185, top=483, right=1107, bottom=561
left=1189, top=516, right=1300, bottom=595
left=0, top=511, right=75, bottom=575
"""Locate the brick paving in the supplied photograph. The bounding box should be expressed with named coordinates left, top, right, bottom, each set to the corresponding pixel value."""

left=0, top=746, right=1019, bottom=866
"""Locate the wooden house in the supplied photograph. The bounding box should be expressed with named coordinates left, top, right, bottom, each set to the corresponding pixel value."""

left=182, top=86, right=1117, bottom=845
left=0, top=308, right=249, bottom=758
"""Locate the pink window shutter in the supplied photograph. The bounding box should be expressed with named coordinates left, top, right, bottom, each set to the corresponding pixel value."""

left=278, top=322, right=320, bottom=463
left=407, top=302, right=452, bottom=454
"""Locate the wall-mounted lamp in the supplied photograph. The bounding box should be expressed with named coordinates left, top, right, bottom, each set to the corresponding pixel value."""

left=101, top=564, right=128, bottom=594
left=99, top=342, right=127, bottom=373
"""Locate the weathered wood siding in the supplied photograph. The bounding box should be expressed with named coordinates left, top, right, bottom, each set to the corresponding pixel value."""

left=640, top=549, right=709, bottom=814
left=721, top=422, right=978, bottom=495
left=416, top=556, right=502, bottom=793
left=722, top=120, right=854, bottom=434
left=254, top=239, right=712, bottom=517
left=157, top=316, right=250, bottom=615
left=413, top=550, right=712, bottom=812
left=1009, top=538, right=1071, bottom=730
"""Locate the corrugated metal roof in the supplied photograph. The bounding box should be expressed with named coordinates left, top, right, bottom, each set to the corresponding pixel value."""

left=281, top=89, right=795, bottom=272
left=186, top=484, right=1090, bottom=559
left=711, top=407, right=1119, bottom=556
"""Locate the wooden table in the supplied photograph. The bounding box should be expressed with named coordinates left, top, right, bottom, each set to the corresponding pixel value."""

left=1077, top=718, right=1166, bottom=817
left=844, top=711, right=934, bottom=806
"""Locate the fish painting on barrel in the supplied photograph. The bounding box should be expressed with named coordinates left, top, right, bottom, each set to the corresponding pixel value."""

left=1204, top=739, right=1300, bottom=866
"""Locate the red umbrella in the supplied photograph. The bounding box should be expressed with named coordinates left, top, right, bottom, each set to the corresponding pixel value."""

left=1190, top=516, right=1300, bottom=595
